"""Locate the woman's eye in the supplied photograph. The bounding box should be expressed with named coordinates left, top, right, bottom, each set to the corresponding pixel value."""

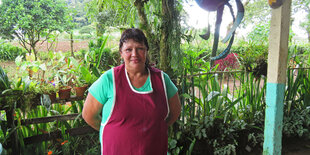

left=137, top=48, right=145, bottom=52
left=125, top=49, right=132, bottom=52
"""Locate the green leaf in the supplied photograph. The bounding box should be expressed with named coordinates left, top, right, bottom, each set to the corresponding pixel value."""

left=15, top=55, right=24, bottom=66
left=80, top=66, right=92, bottom=83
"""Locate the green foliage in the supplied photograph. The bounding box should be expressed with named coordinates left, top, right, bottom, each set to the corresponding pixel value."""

left=0, top=0, right=73, bottom=59
left=0, top=66, right=11, bottom=94
left=86, top=36, right=120, bottom=71
left=288, top=44, right=310, bottom=67
left=0, top=43, right=26, bottom=61
left=283, top=108, right=310, bottom=138
left=78, top=25, right=95, bottom=35
left=247, top=23, right=270, bottom=44
left=85, top=0, right=135, bottom=35
left=233, top=41, right=268, bottom=71
left=242, top=0, right=270, bottom=27
left=285, top=69, right=310, bottom=112
left=65, top=0, right=91, bottom=28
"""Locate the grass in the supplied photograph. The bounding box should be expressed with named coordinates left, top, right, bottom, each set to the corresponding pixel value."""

left=0, top=60, right=17, bottom=79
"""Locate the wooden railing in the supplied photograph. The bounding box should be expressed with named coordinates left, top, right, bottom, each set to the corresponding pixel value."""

left=0, top=95, right=96, bottom=155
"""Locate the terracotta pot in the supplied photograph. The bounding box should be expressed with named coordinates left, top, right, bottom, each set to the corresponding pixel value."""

left=28, top=69, right=34, bottom=78
left=48, top=92, right=57, bottom=102
left=74, top=85, right=88, bottom=97
left=58, top=86, right=71, bottom=99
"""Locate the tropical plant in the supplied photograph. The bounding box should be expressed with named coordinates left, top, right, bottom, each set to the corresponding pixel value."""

left=0, top=66, right=11, bottom=94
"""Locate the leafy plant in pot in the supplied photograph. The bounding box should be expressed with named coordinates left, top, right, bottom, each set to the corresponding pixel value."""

left=38, top=80, right=58, bottom=102
left=57, top=75, right=72, bottom=100
left=73, top=78, right=88, bottom=98
left=73, top=65, right=96, bottom=97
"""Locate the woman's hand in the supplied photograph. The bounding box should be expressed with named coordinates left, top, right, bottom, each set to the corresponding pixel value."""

left=166, top=92, right=181, bottom=126
left=82, top=93, right=103, bottom=131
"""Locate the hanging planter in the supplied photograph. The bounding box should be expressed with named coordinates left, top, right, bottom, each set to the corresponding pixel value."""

left=74, top=85, right=88, bottom=98
left=58, top=86, right=71, bottom=99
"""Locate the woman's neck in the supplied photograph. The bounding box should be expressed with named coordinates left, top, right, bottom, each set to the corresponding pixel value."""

left=126, top=67, right=148, bottom=78
left=125, top=67, right=148, bottom=88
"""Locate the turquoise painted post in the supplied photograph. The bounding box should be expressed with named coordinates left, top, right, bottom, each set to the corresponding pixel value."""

left=263, top=83, right=285, bottom=154
left=263, top=0, right=291, bottom=154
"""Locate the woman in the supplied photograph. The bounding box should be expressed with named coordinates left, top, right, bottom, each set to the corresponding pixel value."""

left=82, top=28, right=181, bottom=155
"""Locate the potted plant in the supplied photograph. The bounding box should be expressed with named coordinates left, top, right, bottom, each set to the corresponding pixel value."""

left=72, top=78, right=88, bottom=98
left=57, top=74, right=72, bottom=100
left=68, top=57, right=91, bottom=98
left=38, top=81, right=58, bottom=102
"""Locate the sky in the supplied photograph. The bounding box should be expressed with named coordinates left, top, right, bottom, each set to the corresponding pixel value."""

left=183, top=1, right=308, bottom=40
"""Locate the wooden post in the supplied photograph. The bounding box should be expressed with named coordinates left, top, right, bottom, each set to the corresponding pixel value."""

left=5, top=108, right=20, bottom=154
left=70, top=31, right=74, bottom=57
left=263, top=0, right=291, bottom=154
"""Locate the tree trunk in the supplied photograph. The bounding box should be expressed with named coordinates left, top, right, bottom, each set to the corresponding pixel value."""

left=96, top=23, right=104, bottom=37
left=308, top=31, right=310, bottom=43
left=134, top=0, right=181, bottom=77
left=6, top=107, right=20, bottom=154
left=70, top=32, right=75, bottom=57
left=159, top=0, right=171, bottom=72
left=96, top=2, right=105, bottom=37
left=31, top=43, right=37, bottom=61
left=134, top=0, right=159, bottom=65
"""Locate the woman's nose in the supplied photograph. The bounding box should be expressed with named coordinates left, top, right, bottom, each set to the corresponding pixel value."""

left=131, top=49, right=137, bottom=56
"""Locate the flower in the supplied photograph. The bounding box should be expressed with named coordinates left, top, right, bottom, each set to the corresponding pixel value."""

left=61, top=140, right=68, bottom=145
left=48, top=151, right=53, bottom=155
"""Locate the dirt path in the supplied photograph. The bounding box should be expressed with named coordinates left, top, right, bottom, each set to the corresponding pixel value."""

left=12, top=40, right=89, bottom=52
left=283, top=138, right=310, bottom=155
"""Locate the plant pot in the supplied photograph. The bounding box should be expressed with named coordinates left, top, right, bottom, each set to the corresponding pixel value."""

left=74, top=85, right=88, bottom=97
left=48, top=92, right=57, bottom=102
left=28, top=69, right=34, bottom=78
left=58, top=86, right=71, bottom=99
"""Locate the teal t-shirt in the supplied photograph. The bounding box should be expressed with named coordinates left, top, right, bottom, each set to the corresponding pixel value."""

left=88, top=68, right=178, bottom=142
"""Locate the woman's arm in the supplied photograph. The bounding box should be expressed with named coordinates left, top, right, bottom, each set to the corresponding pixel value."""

left=82, top=93, right=103, bottom=131
left=166, top=92, right=181, bottom=126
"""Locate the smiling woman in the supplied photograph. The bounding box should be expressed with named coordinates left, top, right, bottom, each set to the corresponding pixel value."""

left=82, top=28, right=181, bottom=155
left=120, top=39, right=148, bottom=76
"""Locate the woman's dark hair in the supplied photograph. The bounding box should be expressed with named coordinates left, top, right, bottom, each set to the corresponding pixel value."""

left=119, top=28, right=150, bottom=67
left=119, top=28, right=149, bottom=51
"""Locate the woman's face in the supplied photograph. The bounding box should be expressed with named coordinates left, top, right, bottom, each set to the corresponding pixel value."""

left=120, top=39, right=147, bottom=71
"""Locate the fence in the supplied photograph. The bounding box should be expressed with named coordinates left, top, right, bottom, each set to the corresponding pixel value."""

left=0, top=95, right=95, bottom=154
left=179, top=68, right=310, bottom=124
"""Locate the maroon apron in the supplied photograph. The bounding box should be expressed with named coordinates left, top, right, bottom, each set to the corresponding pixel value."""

left=101, top=64, right=169, bottom=155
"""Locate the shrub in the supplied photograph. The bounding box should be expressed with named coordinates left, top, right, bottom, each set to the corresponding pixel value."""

left=214, top=53, right=240, bottom=71
left=0, top=43, right=26, bottom=61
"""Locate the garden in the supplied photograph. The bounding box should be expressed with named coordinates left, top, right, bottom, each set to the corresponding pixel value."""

left=1, top=0, right=310, bottom=155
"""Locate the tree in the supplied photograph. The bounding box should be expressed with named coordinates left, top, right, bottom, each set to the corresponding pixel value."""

left=0, top=0, right=73, bottom=59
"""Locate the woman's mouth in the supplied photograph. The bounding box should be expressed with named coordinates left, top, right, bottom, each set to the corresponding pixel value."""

left=131, top=59, right=140, bottom=63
